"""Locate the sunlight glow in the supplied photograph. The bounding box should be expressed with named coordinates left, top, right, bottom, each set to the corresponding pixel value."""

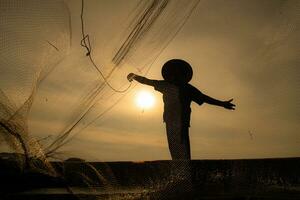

left=136, top=91, right=155, bottom=109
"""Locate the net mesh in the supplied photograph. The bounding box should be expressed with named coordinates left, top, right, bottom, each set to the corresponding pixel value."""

left=0, top=0, right=71, bottom=172
left=0, top=0, right=200, bottom=161
left=0, top=0, right=199, bottom=197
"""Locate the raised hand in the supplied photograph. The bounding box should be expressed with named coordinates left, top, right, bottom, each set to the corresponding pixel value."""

left=127, top=73, right=136, bottom=82
left=223, top=99, right=236, bottom=110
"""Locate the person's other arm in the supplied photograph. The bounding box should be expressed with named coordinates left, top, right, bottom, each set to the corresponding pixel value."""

left=204, top=95, right=235, bottom=110
left=193, top=87, right=236, bottom=110
left=127, top=73, right=156, bottom=86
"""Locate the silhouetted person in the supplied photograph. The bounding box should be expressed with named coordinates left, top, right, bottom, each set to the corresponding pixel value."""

left=127, top=59, right=235, bottom=160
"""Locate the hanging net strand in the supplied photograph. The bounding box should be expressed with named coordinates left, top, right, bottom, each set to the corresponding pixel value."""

left=112, top=0, right=169, bottom=66
left=80, top=0, right=132, bottom=93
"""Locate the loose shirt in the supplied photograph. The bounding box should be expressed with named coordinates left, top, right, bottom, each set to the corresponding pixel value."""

left=152, top=80, right=205, bottom=127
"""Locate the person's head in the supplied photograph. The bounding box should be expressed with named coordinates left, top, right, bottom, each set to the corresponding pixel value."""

left=162, top=59, right=193, bottom=84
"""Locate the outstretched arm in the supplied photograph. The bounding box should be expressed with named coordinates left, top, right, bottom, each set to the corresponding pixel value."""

left=203, top=95, right=235, bottom=110
left=193, top=88, right=235, bottom=110
left=127, top=73, right=156, bottom=86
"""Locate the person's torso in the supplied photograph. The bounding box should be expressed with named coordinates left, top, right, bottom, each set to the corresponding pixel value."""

left=159, top=82, right=193, bottom=126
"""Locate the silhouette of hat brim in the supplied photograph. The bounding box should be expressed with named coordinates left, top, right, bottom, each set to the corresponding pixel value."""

left=162, top=59, right=193, bottom=83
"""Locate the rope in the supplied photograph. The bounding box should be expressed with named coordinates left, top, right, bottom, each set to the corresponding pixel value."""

left=80, top=0, right=132, bottom=93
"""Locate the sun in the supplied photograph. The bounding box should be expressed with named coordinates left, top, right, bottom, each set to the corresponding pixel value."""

left=136, top=91, right=155, bottom=109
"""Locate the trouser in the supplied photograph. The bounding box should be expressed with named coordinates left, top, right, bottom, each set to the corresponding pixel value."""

left=165, top=122, right=191, bottom=160
left=165, top=122, right=192, bottom=185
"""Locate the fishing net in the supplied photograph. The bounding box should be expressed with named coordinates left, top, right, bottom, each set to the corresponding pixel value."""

left=0, top=0, right=199, bottom=161
left=0, top=0, right=71, bottom=172
left=0, top=0, right=200, bottom=197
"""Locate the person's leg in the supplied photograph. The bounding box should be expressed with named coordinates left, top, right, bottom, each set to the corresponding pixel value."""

left=179, top=126, right=193, bottom=189
left=166, top=122, right=185, bottom=160
left=166, top=123, right=192, bottom=160
left=181, top=126, right=191, bottom=160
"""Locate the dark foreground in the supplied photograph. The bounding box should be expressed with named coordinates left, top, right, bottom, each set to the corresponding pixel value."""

left=0, top=154, right=299, bottom=199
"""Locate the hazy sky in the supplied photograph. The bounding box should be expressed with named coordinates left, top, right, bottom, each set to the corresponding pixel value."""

left=1, top=0, right=299, bottom=161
